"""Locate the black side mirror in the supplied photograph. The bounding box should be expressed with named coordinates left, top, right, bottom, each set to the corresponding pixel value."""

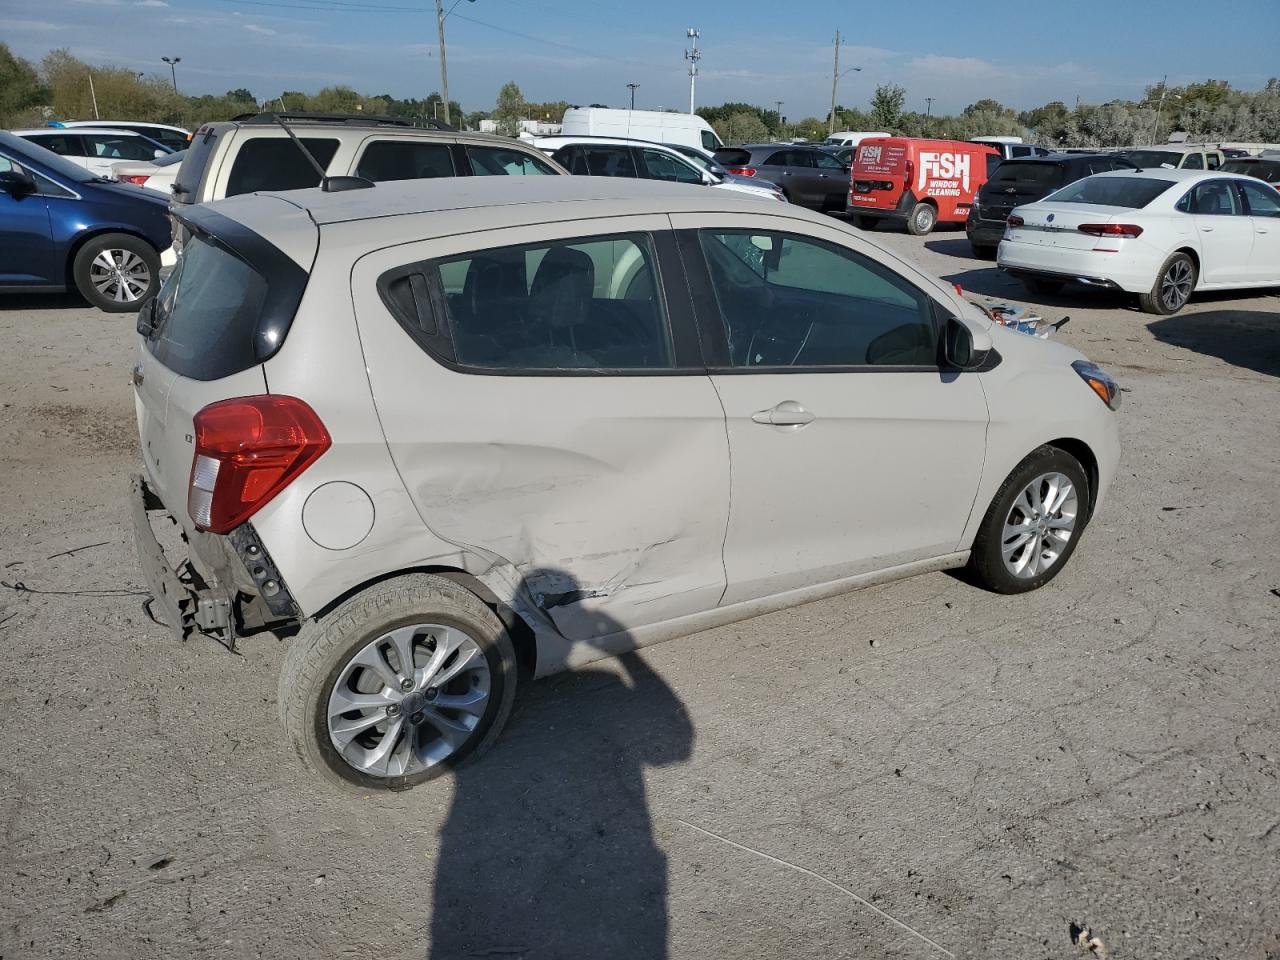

left=136, top=297, right=157, bottom=337
left=0, top=169, right=37, bottom=197
left=943, top=317, right=989, bottom=370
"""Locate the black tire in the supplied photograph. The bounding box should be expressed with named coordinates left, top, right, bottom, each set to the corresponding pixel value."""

left=967, top=446, right=1092, bottom=595
left=279, top=573, right=518, bottom=791
left=1023, top=277, right=1065, bottom=296
left=71, top=232, right=161, bottom=313
left=905, top=202, right=937, bottom=236
left=856, top=215, right=879, bottom=231
left=970, top=243, right=997, bottom=260
left=1138, top=251, right=1196, bottom=315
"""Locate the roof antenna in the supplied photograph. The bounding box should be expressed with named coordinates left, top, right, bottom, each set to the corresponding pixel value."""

left=272, top=116, right=374, bottom=192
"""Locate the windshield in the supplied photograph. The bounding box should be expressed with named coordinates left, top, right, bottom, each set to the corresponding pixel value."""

left=1221, top=159, right=1280, bottom=182
left=990, top=161, right=1065, bottom=188
left=1046, top=176, right=1174, bottom=208
left=0, top=131, right=96, bottom=183
left=1122, top=150, right=1183, bottom=169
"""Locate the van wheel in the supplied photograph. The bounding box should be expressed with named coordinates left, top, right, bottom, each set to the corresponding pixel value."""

left=906, top=202, right=937, bottom=236
left=1139, top=252, right=1196, bottom=315
left=1024, top=277, right=1065, bottom=296
left=72, top=233, right=161, bottom=313
left=967, top=446, right=1091, bottom=595
left=856, top=215, right=879, bottom=231
left=279, top=573, right=518, bottom=791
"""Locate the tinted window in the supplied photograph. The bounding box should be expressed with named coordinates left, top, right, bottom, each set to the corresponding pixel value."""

left=985, top=154, right=1002, bottom=177
left=700, top=130, right=719, bottom=151
left=130, top=128, right=190, bottom=152
left=566, top=146, right=637, bottom=178
left=424, top=233, right=671, bottom=370
left=991, top=162, right=1065, bottom=188
left=1241, top=180, right=1280, bottom=217
left=1048, top=176, right=1173, bottom=208
left=1186, top=180, right=1242, bottom=215
left=763, top=150, right=792, bottom=166
left=173, top=127, right=220, bottom=198
left=146, top=236, right=269, bottom=380
left=1183, top=153, right=1204, bottom=170
left=1206, top=154, right=1221, bottom=170
left=28, top=134, right=84, bottom=157
left=1123, top=150, right=1182, bottom=169
left=638, top=148, right=702, bottom=183
left=356, top=140, right=454, bottom=181
left=714, top=148, right=752, bottom=167
left=468, top=145, right=557, bottom=176
left=698, top=230, right=937, bottom=368
left=813, top=151, right=844, bottom=170
left=225, top=137, right=340, bottom=196
left=1221, top=159, right=1280, bottom=183
left=83, top=134, right=164, bottom=161
left=0, top=132, right=94, bottom=182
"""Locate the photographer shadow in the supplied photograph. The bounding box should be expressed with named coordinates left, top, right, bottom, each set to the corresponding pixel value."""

left=430, top=572, right=694, bottom=959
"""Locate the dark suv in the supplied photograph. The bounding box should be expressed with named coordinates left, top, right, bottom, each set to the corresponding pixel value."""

left=713, top=144, right=849, bottom=212
left=1219, top=156, right=1280, bottom=185
left=965, top=152, right=1135, bottom=257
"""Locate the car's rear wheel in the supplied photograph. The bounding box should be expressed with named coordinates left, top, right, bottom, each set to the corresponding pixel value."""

left=906, top=202, right=937, bottom=236
left=856, top=215, right=879, bottom=231
left=1139, top=251, right=1196, bottom=315
left=72, top=233, right=161, bottom=313
left=967, top=446, right=1091, bottom=594
left=279, top=573, right=518, bottom=791
left=1023, top=277, right=1065, bottom=296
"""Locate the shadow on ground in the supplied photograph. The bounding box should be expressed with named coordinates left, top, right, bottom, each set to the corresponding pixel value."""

left=0, top=291, right=89, bottom=312
left=1148, top=308, right=1280, bottom=377
left=430, top=578, right=693, bottom=959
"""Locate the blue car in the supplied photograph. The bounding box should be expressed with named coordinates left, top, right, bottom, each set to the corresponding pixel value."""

left=0, top=130, right=171, bottom=312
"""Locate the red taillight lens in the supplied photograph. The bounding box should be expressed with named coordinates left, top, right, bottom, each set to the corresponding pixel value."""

left=726, top=166, right=756, bottom=177
left=1078, top=223, right=1144, bottom=238
left=1007, top=214, right=1025, bottom=227
left=119, top=174, right=150, bottom=186
left=188, top=396, right=331, bottom=534
left=904, top=159, right=914, bottom=184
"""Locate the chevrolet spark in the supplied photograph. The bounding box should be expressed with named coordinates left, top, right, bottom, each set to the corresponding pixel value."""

left=131, top=177, right=1121, bottom=791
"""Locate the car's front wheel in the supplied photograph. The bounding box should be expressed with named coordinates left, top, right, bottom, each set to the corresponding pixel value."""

left=967, top=446, right=1091, bottom=594
left=279, top=574, right=518, bottom=791
left=1139, top=251, right=1196, bottom=315
left=72, top=233, right=161, bottom=312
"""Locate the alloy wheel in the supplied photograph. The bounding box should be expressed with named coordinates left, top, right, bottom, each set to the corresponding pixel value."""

left=1000, top=472, right=1079, bottom=579
left=88, top=248, right=151, bottom=303
left=326, top=623, right=491, bottom=778
left=1160, top=259, right=1193, bottom=311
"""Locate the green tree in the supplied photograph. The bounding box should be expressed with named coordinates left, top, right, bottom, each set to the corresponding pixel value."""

left=713, top=110, right=768, bottom=145
left=868, top=83, right=906, bottom=132
left=0, top=44, right=46, bottom=127
left=493, top=81, right=524, bottom=136
left=226, top=87, right=255, bottom=103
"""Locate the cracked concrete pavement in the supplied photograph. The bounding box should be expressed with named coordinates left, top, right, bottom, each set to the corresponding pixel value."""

left=0, top=227, right=1277, bottom=960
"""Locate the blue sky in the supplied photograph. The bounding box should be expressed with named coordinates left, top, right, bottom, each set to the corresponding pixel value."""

left=7, top=0, right=1280, bottom=117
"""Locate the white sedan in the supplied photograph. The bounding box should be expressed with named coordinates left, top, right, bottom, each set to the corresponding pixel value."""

left=997, top=168, right=1280, bottom=314
left=111, top=149, right=185, bottom=195
left=12, top=127, right=173, bottom=179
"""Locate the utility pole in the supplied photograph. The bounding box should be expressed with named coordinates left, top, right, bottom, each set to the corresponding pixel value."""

left=627, top=82, right=639, bottom=111
left=925, top=97, right=934, bottom=116
left=775, top=100, right=784, bottom=138
left=828, top=30, right=841, bottom=135
left=88, top=71, right=99, bottom=120
left=1150, top=73, right=1169, bottom=146
left=684, top=28, right=701, bottom=114
left=161, top=56, right=181, bottom=92
left=435, top=0, right=452, bottom=125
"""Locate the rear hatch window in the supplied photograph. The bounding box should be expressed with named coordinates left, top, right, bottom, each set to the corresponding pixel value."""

left=1222, top=159, right=1280, bottom=182
left=173, top=126, right=220, bottom=201
left=1122, top=150, right=1183, bottom=169
left=989, top=161, right=1065, bottom=189
left=714, top=148, right=752, bottom=167
left=1046, top=176, right=1173, bottom=208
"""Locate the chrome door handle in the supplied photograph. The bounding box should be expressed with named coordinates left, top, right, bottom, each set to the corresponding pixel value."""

left=1258, top=227, right=1269, bottom=234
left=1201, top=226, right=1214, bottom=231
left=752, top=401, right=815, bottom=427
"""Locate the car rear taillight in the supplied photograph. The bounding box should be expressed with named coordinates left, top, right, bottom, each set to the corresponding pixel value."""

left=1006, top=214, right=1025, bottom=227
left=119, top=174, right=150, bottom=186
left=188, top=396, right=330, bottom=534
left=904, top=159, right=914, bottom=185
left=726, top=166, right=756, bottom=177
left=1078, top=223, right=1144, bottom=238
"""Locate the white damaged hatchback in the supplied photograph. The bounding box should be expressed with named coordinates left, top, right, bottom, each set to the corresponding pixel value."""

left=131, top=177, right=1121, bottom=791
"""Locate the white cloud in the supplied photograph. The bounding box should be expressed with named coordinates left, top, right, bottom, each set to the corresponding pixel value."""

left=244, top=23, right=277, bottom=35
left=136, top=0, right=169, bottom=6
left=7, top=18, right=64, bottom=29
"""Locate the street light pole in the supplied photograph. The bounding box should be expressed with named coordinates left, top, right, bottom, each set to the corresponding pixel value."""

left=627, top=83, right=639, bottom=111
left=775, top=100, right=784, bottom=138
left=828, top=30, right=841, bottom=135
left=161, top=56, right=181, bottom=92
left=925, top=97, right=934, bottom=116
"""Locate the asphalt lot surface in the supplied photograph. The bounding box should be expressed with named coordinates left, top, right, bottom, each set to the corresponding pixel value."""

left=1, top=222, right=1277, bottom=960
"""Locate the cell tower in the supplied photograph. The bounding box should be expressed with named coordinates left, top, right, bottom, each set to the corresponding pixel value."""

left=684, top=28, right=701, bottom=114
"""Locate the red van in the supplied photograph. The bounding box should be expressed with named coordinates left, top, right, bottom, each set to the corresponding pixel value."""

left=848, top=138, right=1000, bottom=235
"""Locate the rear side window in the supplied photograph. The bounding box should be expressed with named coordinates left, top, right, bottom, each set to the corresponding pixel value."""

left=467, top=145, right=557, bottom=176
left=638, top=148, right=701, bottom=183
left=225, top=137, right=340, bottom=196
left=28, top=134, right=84, bottom=156
left=384, top=233, right=673, bottom=371
left=146, top=237, right=269, bottom=380
left=1048, top=176, right=1173, bottom=208
left=174, top=128, right=220, bottom=198
left=83, top=134, right=163, bottom=161
left=764, top=150, right=793, bottom=166
left=356, top=140, right=454, bottom=181
left=1240, top=180, right=1280, bottom=217
left=567, top=146, right=637, bottom=178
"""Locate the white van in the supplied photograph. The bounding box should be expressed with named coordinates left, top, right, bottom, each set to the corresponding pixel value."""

left=823, top=131, right=890, bottom=147
left=560, top=107, right=722, bottom=152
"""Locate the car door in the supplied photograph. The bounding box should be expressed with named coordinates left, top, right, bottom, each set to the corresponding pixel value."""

left=24, top=134, right=94, bottom=175
left=1184, top=179, right=1253, bottom=283
left=0, top=154, right=56, bottom=285
left=349, top=216, right=730, bottom=646
left=756, top=149, right=802, bottom=198
left=811, top=149, right=849, bottom=207
left=672, top=213, right=989, bottom=605
left=1237, top=179, right=1280, bottom=282
left=635, top=147, right=705, bottom=185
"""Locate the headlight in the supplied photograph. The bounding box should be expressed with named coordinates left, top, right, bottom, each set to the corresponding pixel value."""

left=971, top=194, right=981, bottom=212
left=1072, top=360, right=1121, bottom=410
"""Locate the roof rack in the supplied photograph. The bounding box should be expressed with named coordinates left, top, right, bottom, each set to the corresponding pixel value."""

left=230, top=111, right=455, bottom=131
